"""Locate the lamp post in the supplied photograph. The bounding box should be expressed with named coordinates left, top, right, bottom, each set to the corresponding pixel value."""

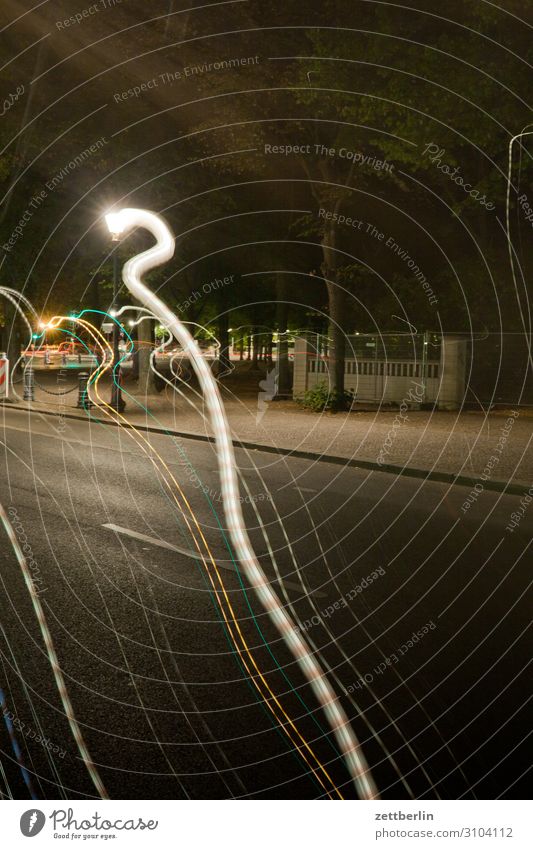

left=107, top=217, right=126, bottom=412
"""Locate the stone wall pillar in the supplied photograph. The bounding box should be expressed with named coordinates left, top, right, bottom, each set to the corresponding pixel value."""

left=438, top=336, right=467, bottom=410
left=292, top=335, right=310, bottom=398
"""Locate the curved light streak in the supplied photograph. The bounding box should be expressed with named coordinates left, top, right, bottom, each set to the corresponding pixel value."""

left=47, top=313, right=340, bottom=797
left=0, top=287, right=40, bottom=399
left=0, top=502, right=108, bottom=800
left=105, top=207, right=378, bottom=800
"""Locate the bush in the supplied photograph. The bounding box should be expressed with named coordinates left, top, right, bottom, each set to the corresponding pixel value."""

left=297, top=382, right=354, bottom=412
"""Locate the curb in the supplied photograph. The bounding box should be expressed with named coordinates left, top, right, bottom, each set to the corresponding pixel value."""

left=1, top=400, right=529, bottom=497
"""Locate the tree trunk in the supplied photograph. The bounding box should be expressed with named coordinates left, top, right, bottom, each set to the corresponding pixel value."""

left=326, top=280, right=346, bottom=397
left=321, top=220, right=346, bottom=399
left=130, top=323, right=139, bottom=380
left=304, top=155, right=353, bottom=403
left=137, top=316, right=158, bottom=394
left=215, top=312, right=230, bottom=376
left=274, top=272, right=291, bottom=397
left=251, top=327, right=260, bottom=369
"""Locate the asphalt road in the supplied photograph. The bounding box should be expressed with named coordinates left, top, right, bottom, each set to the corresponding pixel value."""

left=0, top=406, right=530, bottom=801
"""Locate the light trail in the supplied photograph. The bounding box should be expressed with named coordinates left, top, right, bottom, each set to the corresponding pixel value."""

left=0, top=287, right=38, bottom=398
left=47, top=312, right=342, bottom=798
left=152, top=354, right=432, bottom=798
left=103, top=207, right=379, bottom=800
left=0, top=685, right=38, bottom=798
left=0, top=502, right=108, bottom=799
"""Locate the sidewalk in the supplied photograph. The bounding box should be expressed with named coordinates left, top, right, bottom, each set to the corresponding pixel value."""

left=3, top=369, right=532, bottom=491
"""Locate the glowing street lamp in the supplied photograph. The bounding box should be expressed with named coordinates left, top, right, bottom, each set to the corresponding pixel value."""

left=105, top=212, right=126, bottom=412
left=106, top=213, right=126, bottom=242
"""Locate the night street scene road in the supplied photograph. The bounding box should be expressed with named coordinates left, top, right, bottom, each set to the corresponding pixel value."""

left=0, top=1, right=531, bottom=845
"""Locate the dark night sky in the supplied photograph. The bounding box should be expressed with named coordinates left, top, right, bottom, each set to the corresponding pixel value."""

left=0, top=1, right=531, bottom=334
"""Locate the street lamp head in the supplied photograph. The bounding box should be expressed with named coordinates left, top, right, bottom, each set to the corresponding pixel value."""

left=105, top=211, right=126, bottom=241
left=105, top=209, right=173, bottom=250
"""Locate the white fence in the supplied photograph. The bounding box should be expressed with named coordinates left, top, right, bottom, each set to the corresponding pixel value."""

left=23, top=351, right=99, bottom=369
left=293, top=334, right=467, bottom=409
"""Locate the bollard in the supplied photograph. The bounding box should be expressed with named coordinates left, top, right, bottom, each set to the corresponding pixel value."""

left=0, top=353, right=9, bottom=400
left=44, top=348, right=51, bottom=365
left=76, top=371, right=93, bottom=409
left=62, top=352, right=67, bottom=367
left=23, top=366, right=35, bottom=401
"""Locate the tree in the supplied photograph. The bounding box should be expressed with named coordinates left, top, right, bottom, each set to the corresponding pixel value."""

left=186, top=0, right=533, bottom=400
left=1, top=0, right=531, bottom=408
